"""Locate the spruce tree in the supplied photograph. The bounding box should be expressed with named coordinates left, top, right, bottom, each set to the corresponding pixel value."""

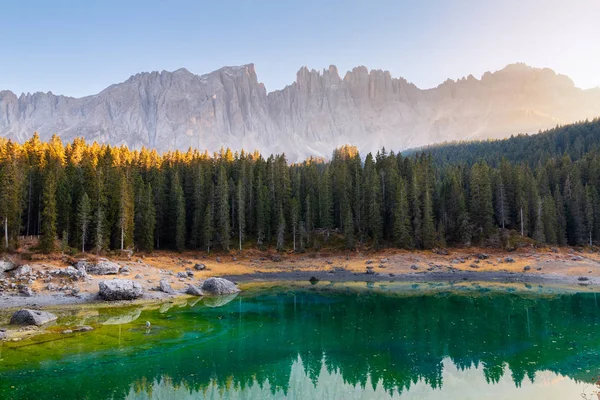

left=77, top=192, right=91, bottom=252
left=393, top=177, right=412, bottom=248
left=40, top=170, right=58, bottom=253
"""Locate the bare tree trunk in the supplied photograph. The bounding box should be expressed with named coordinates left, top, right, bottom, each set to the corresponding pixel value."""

left=4, top=217, right=8, bottom=249
left=121, top=227, right=124, bottom=251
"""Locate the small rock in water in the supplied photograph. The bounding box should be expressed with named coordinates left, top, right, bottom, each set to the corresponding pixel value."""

left=309, top=276, right=319, bottom=284
left=10, top=309, right=57, bottom=326
left=73, top=326, right=93, bottom=332
left=523, top=265, right=531, bottom=271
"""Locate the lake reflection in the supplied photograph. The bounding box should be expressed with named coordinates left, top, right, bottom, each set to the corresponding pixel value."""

left=125, top=357, right=584, bottom=400
left=2, top=284, right=600, bottom=400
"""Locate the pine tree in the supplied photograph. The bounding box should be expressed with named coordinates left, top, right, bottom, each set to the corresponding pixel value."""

left=77, top=192, right=91, bottom=252
left=276, top=205, right=286, bottom=251
left=422, top=188, right=435, bottom=249
left=344, top=205, right=354, bottom=249
left=393, top=177, right=412, bottom=248
left=237, top=179, right=245, bottom=251
left=469, top=162, right=494, bottom=243
left=533, top=197, right=545, bottom=244
left=135, top=183, right=156, bottom=252
left=290, top=197, right=299, bottom=251
left=216, top=165, right=230, bottom=250
left=171, top=172, right=186, bottom=252
left=40, top=170, right=58, bottom=253
left=203, top=203, right=215, bottom=252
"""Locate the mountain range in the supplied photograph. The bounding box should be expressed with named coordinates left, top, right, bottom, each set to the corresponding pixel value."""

left=1, top=63, right=599, bottom=160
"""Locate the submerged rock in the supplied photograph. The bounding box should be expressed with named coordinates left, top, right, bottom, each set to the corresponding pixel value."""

left=185, top=284, right=204, bottom=296
left=98, top=279, right=143, bottom=301
left=201, top=277, right=240, bottom=295
left=10, top=309, right=57, bottom=326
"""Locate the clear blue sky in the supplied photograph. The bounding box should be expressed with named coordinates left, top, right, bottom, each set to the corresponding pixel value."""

left=1, top=0, right=599, bottom=97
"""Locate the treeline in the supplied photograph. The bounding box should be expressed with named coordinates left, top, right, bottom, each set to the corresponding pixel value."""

left=0, top=129, right=599, bottom=254
left=409, top=118, right=600, bottom=168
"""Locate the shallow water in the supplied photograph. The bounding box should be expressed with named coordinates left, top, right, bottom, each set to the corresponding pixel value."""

left=1, top=282, right=600, bottom=399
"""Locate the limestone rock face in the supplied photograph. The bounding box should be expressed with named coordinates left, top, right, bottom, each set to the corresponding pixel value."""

left=1, top=63, right=599, bottom=160
left=201, top=277, right=240, bottom=295
left=10, top=309, right=57, bottom=326
left=98, top=279, right=143, bottom=301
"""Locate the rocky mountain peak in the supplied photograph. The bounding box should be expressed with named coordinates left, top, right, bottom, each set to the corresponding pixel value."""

left=0, top=63, right=598, bottom=161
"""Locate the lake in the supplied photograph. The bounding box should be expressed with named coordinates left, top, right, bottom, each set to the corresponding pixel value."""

left=1, top=282, right=600, bottom=399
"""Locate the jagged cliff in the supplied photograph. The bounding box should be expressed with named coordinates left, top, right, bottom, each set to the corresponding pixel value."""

left=1, top=63, right=599, bottom=160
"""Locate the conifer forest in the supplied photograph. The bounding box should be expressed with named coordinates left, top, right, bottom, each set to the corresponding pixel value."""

left=1, top=119, right=600, bottom=254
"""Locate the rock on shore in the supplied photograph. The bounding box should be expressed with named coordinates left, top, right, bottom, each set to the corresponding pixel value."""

left=98, top=279, right=143, bottom=301
left=201, top=277, right=240, bottom=295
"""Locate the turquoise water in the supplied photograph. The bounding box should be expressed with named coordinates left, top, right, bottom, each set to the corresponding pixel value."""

left=1, top=283, right=600, bottom=399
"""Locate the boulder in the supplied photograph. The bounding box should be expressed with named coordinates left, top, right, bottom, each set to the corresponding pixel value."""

left=0, top=260, right=16, bottom=273
left=98, top=279, right=143, bottom=301
left=13, top=265, right=33, bottom=278
left=19, top=286, right=34, bottom=297
left=201, top=277, right=240, bottom=295
left=504, top=257, right=515, bottom=263
left=185, top=285, right=204, bottom=296
left=87, top=261, right=119, bottom=275
left=59, top=266, right=89, bottom=280
left=159, top=279, right=174, bottom=294
left=10, top=309, right=57, bottom=326
left=194, top=263, right=206, bottom=271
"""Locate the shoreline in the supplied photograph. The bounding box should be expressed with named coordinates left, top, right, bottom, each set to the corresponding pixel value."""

left=1, top=246, right=599, bottom=312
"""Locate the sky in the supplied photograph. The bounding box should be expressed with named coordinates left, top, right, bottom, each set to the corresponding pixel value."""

left=1, top=0, right=599, bottom=97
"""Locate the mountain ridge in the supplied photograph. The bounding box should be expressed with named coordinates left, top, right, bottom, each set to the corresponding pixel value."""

left=1, top=63, right=599, bottom=160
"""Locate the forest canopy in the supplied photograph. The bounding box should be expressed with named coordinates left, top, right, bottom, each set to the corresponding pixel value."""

left=1, top=118, right=599, bottom=254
